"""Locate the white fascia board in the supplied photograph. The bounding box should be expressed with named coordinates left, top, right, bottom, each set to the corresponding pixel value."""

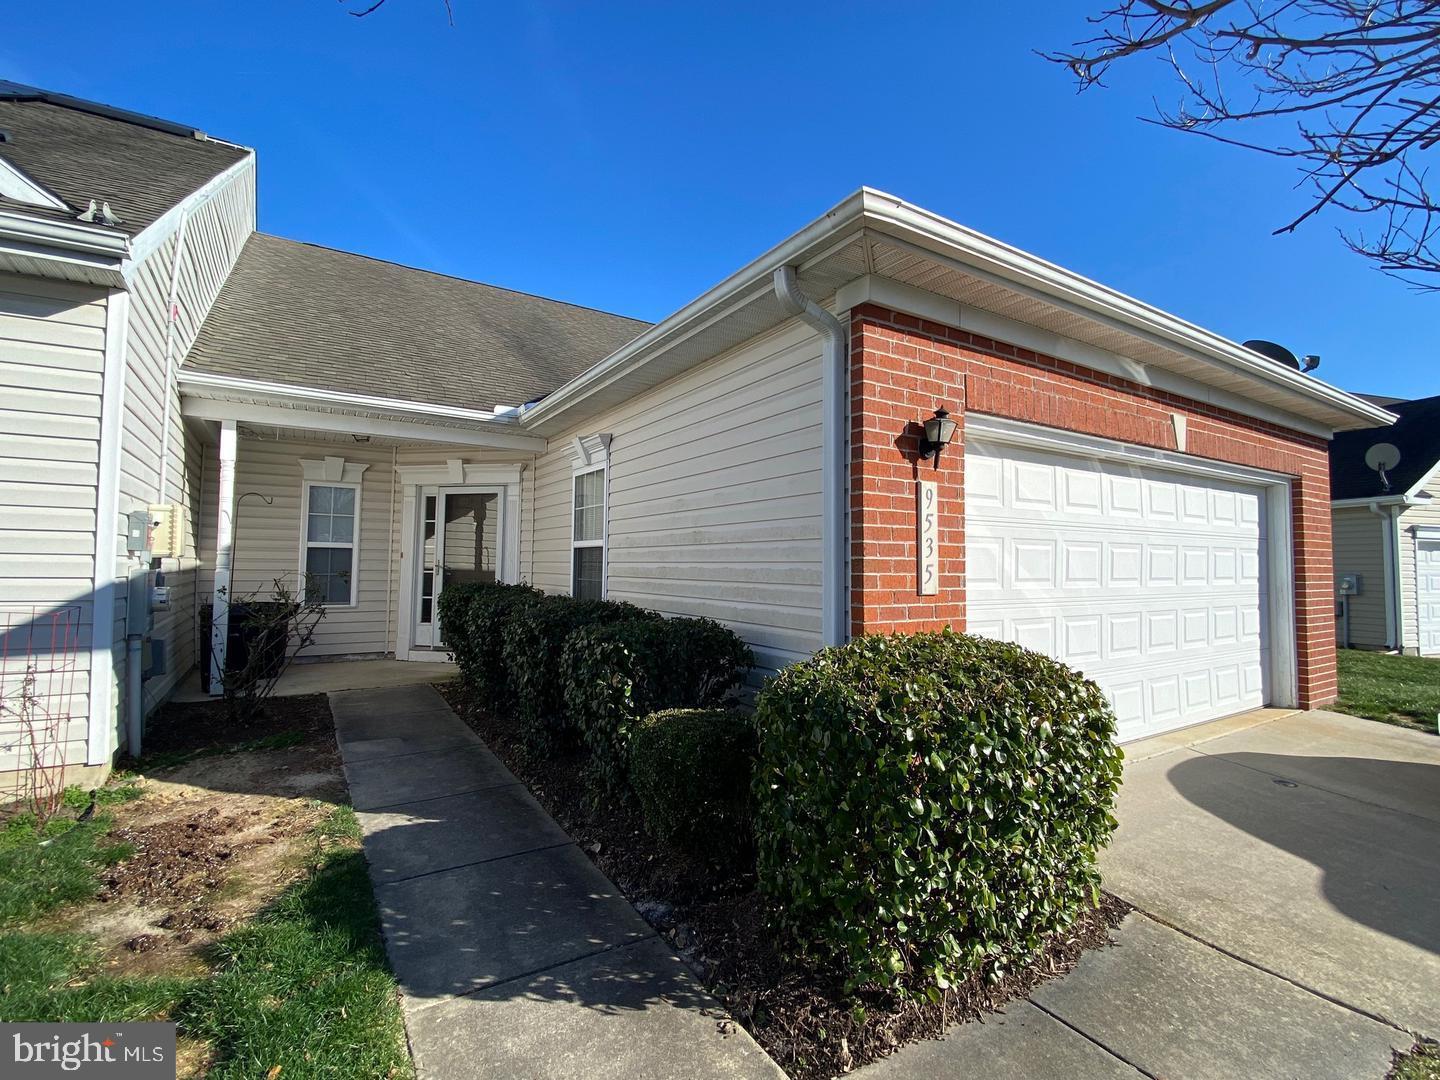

left=835, top=275, right=1336, bottom=440
left=856, top=189, right=1394, bottom=430
left=178, top=369, right=509, bottom=423
left=0, top=208, right=130, bottom=258
left=520, top=186, right=1391, bottom=436
left=1402, top=456, right=1440, bottom=500
left=1330, top=498, right=1422, bottom=509
left=180, top=392, right=547, bottom=452
left=0, top=154, right=69, bottom=211
left=125, top=153, right=257, bottom=273
left=518, top=190, right=872, bottom=431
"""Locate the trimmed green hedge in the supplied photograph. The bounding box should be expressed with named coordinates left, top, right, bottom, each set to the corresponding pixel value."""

left=562, top=617, right=753, bottom=796
left=502, top=595, right=659, bottom=742
left=629, top=708, right=755, bottom=866
left=753, top=630, right=1123, bottom=996
left=437, top=581, right=541, bottom=707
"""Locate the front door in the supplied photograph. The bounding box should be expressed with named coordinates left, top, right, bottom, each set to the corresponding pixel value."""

left=413, top=487, right=504, bottom=648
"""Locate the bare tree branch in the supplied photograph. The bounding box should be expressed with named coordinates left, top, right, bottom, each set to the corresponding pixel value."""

left=344, top=0, right=454, bottom=24
left=1046, top=1, right=1440, bottom=287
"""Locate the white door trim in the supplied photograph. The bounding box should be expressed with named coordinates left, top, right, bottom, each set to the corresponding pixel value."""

left=965, top=413, right=1298, bottom=711
left=395, top=477, right=522, bottom=661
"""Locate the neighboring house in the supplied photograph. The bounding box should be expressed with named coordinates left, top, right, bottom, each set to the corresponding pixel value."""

left=0, top=85, right=1394, bottom=792
left=1331, top=394, right=1440, bottom=655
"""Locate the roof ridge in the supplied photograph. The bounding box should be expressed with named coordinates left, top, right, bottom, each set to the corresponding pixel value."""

left=251, top=231, right=651, bottom=327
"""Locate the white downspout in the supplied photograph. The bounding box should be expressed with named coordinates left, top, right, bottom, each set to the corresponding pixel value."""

left=1369, top=501, right=1403, bottom=651
left=209, top=420, right=238, bottom=694
left=773, top=266, right=846, bottom=648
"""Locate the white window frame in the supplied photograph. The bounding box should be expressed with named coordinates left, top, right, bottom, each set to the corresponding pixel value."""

left=571, top=465, right=607, bottom=600
left=299, top=479, right=362, bottom=608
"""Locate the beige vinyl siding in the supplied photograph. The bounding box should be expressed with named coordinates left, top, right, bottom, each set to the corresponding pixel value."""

left=524, top=318, right=824, bottom=677
left=0, top=272, right=108, bottom=772
left=195, top=439, right=530, bottom=657
left=197, top=439, right=399, bottom=657
left=1399, top=475, right=1440, bottom=653
left=1331, top=505, right=1390, bottom=649
left=118, top=158, right=255, bottom=710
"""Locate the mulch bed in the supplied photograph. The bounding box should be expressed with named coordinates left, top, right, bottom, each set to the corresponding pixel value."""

left=137, top=693, right=335, bottom=761
left=435, top=681, right=1130, bottom=1079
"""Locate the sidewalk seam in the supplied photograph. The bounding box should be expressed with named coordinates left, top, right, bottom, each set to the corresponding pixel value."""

left=1122, top=909, right=1411, bottom=1034
left=337, top=737, right=482, bottom=763
left=352, top=778, right=523, bottom=813
left=1025, top=999, right=1157, bottom=1078
left=371, top=839, right=576, bottom=887
left=401, top=937, right=658, bottom=1014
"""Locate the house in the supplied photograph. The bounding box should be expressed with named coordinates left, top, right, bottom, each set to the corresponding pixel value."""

left=1331, top=394, right=1440, bottom=655
left=0, top=84, right=1394, bottom=792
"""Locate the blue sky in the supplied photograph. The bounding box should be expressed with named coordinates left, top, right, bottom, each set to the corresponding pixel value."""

left=8, top=1, right=1432, bottom=399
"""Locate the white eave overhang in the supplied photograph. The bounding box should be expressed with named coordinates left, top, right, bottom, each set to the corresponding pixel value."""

left=0, top=208, right=129, bottom=288
left=177, top=370, right=547, bottom=452
left=518, top=187, right=1395, bottom=437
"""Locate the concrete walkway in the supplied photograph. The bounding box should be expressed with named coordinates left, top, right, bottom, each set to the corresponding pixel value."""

left=174, top=657, right=458, bottom=702
left=329, top=684, right=781, bottom=1080
left=859, top=708, right=1436, bottom=1079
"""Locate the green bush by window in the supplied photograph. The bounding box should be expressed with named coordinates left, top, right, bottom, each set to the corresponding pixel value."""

left=437, top=581, right=541, bottom=708
left=562, top=616, right=753, bottom=797
left=629, top=708, right=755, bottom=867
left=753, top=630, right=1123, bottom=996
left=502, top=595, right=659, bottom=743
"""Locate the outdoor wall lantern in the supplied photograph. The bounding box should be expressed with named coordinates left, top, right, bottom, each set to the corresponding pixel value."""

left=917, top=407, right=958, bottom=466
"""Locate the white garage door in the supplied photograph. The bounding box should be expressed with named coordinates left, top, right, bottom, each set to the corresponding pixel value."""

left=966, top=438, right=1271, bottom=741
left=1417, top=540, right=1440, bottom=656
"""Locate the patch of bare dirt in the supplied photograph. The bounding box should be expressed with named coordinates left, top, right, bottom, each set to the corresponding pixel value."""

left=50, top=695, right=346, bottom=978
left=438, top=680, right=1131, bottom=1080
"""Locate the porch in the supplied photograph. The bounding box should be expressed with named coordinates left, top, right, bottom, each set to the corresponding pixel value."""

left=179, top=376, right=551, bottom=689
left=171, top=657, right=458, bottom=702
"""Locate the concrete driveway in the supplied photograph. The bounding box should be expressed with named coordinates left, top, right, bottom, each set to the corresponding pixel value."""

left=863, top=708, right=1439, bottom=1079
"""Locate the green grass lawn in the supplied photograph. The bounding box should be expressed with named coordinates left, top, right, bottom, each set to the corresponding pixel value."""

left=1334, top=650, right=1440, bottom=734
left=0, top=797, right=412, bottom=1079
left=1390, top=1042, right=1440, bottom=1080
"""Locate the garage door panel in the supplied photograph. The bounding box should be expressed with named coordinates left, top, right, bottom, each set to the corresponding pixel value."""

left=1418, top=541, right=1440, bottom=656
left=966, top=438, right=1271, bottom=740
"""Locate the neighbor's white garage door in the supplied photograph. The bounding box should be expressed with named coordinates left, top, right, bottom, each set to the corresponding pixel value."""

left=966, top=438, right=1270, bottom=741
left=1417, top=540, right=1440, bottom=655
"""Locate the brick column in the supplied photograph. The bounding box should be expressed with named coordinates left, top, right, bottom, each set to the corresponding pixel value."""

left=849, top=314, right=966, bottom=636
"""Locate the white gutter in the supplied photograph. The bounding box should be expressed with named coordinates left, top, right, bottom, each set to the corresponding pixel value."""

left=517, top=188, right=1393, bottom=435
left=1332, top=494, right=1429, bottom=508
left=177, top=369, right=513, bottom=424
left=858, top=191, right=1397, bottom=430
left=773, top=266, right=846, bottom=648
left=519, top=191, right=871, bottom=431
left=0, top=208, right=130, bottom=258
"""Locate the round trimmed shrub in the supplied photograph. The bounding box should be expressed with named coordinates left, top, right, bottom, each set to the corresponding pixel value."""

left=562, top=616, right=753, bottom=798
left=502, top=594, right=659, bottom=742
left=629, top=708, right=755, bottom=866
left=753, top=630, right=1123, bottom=995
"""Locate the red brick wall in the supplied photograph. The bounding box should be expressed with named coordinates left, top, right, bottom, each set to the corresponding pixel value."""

left=849, top=303, right=1337, bottom=710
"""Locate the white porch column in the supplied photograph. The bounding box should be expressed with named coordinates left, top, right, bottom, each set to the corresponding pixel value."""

left=209, top=419, right=237, bottom=695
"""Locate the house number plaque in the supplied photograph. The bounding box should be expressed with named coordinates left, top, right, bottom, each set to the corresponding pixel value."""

left=917, top=479, right=938, bottom=595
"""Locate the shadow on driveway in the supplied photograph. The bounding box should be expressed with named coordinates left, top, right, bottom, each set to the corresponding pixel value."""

left=1166, top=750, right=1440, bottom=955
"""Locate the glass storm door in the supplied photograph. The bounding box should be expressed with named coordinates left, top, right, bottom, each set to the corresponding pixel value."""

left=413, top=487, right=503, bottom=648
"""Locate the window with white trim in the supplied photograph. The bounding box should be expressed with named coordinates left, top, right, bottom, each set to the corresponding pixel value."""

left=302, top=482, right=359, bottom=605
left=571, top=467, right=605, bottom=600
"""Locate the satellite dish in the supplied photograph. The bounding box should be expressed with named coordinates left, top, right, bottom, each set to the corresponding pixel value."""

left=1365, top=442, right=1402, bottom=493
left=1243, top=339, right=1300, bottom=369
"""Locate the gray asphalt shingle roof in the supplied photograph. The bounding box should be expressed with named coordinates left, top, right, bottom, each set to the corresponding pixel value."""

left=1330, top=394, right=1440, bottom=500
left=0, top=82, right=249, bottom=233
left=183, top=233, right=651, bottom=411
